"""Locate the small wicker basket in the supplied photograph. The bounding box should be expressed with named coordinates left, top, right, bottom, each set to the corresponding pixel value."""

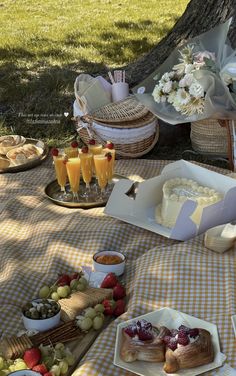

left=74, top=96, right=159, bottom=158
left=190, top=119, right=229, bottom=157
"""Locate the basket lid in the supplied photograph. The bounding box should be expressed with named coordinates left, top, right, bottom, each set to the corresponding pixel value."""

left=89, top=96, right=149, bottom=123
left=94, top=111, right=156, bottom=129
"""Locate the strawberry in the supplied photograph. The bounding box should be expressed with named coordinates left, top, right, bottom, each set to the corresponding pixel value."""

left=112, top=283, right=126, bottom=300
left=32, top=364, right=48, bottom=374
left=88, top=139, right=96, bottom=145
left=102, top=299, right=116, bottom=316
left=81, top=146, right=89, bottom=153
left=105, top=152, right=112, bottom=162
left=44, top=373, right=53, bottom=376
left=113, top=299, right=125, bottom=317
left=105, top=141, right=114, bottom=149
left=57, top=274, right=71, bottom=286
left=51, top=148, right=59, bottom=157
left=23, top=347, right=41, bottom=369
left=100, top=273, right=118, bottom=288
left=71, top=140, right=79, bottom=148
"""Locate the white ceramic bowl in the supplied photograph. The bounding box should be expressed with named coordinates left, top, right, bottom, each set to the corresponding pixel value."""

left=22, top=298, right=61, bottom=332
left=9, top=371, right=41, bottom=376
left=93, top=250, right=126, bottom=276
left=204, top=223, right=235, bottom=253
left=0, top=135, right=26, bottom=155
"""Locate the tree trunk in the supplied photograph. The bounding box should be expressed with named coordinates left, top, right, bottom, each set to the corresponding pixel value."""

left=126, top=0, right=236, bottom=87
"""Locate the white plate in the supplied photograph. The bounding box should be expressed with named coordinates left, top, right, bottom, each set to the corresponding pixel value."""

left=114, top=307, right=226, bottom=376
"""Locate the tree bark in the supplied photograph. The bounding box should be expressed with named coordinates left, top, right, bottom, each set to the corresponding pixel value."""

left=126, top=0, right=236, bottom=87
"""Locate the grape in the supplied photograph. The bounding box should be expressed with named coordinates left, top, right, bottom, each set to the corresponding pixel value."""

left=0, top=370, right=10, bottom=376
left=64, top=285, right=71, bottom=295
left=55, top=343, right=65, bottom=351
left=76, top=283, right=86, bottom=292
left=54, top=349, right=63, bottom=360
left=64, top=352, right=75, bottom=366
left=51, top=292, right=60, bottom=301
left=50, top=285, right=58, bottom=293
left=70, top=279, right=79, bottom=289
left=39, top=285, right=50, bottom=298
left=57, top=286, right=69, bottom=298
left=8, top=365, right=15, bottom=373
left=43, top=356, right=54, bottom=370
left=13, top=360, right=27, bottom=371
left=84, top=307, right=96, bottom=319
left=94, top=304, right=105, bottom=313
left=50, top=364, right=61, bottom=376
left=59, top=360, right=68, bottom=374
left=93, top=315, right=104, bottom=330
left=77, top=317, right=93, bottom=331
left=0, top=357, right=5, bottom=371
left=79, top=277, right=88, bottom=287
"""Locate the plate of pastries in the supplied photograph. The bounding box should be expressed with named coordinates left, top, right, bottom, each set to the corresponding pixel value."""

left=0, top=135, right=48, bottom=172
left=114, top=307, right=226, bottom=375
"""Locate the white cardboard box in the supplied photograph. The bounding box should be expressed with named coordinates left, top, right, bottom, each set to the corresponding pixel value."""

left=104, top=160, right=236, bottom=240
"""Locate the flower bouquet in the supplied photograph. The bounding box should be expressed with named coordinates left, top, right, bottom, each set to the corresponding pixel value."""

left=133, top=19, right=236, bottom=125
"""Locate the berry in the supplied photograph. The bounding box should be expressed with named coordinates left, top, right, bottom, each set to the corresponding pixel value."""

left=124, top=324, right=138, bottom=338
left=113, top=299, right=125, bottom=317
left=100, top=273, right=118, bottom=288
left=163, top=335, right=172, bottom=344
left=167, top=338, right=178, bottom=351
left=23, top=347, right=41, bottom=369
left=51, top=148, right=59, bottom=157
left=178, top=329, right=188, bottom=338
left=137, top=319, right=152, bottom=332
left=32, top=364, right=48, bottom=374
left=170, top=329, right=178, bottom=337
left=138, top=329, right=153, bottom=341
left=113, top=284, right=126, bottom=300
left=102, top=299, right=116, bottom=316
left=81, top=146, right=89, bottom=153
left=88, top=139, right=96, bottom=145
left=105, top=152, right=112, bottom=162
left=57, top=274, right=71, bottom=286
left=178, top=325, right=190, bottom=334
left=44, top=373, right=53, bottom=376
left=71, top=140, right=79, bottom=148
left=105, top=141, right=114, bottom=149
left=177, top=335, right=190, bottom=346
left=189, top=328, right=199, bottom=338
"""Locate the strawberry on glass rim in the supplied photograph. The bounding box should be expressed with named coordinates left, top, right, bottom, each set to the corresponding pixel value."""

left=51, top=147, right=59, bottom=157
left=81, top=145, right=89, bottom=153
left=88, top=139, right=96, bottom=145
left=105, top=152, right=112, bottom=162
left=105, top=141, right=114, bottom=149
left=71, top=140, right=79, bottom=148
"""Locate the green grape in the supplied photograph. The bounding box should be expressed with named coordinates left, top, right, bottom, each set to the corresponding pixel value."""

left=50, top=285, right=58, bottom=293
left=59, top=360, right=68, bottom=374
left=55, top=343, right=65, bottom=351
left=64, top=285, right=71, bottom=295
left=70, top=279, right=79, bottom=289
left=39, top=285, right=50, bottom=298
left=51, top=292, right=60, bottom=301
left=6, top=360, right=13, bottom=367
left=77, top=317, right=93, bottom=331
left=78, top=277, right=88, bottom=287
left=0, top=357, right=5, bottom=371
left=13, top=361, right=27, bottom=371
left=94, top=304, right=105, bottom=313
left=0, top=370, right=10, bottom=376
left=64, top=352, right=75, bottom=366
left=50, top=364, right=61, bottom=376
left=84, top=307, right=96, bottom=319
left=42, top=356, right=54, bottom=370
left=57, top=286, right=69, bottom=298
left=8, top=365, right=15, bottom=373
left=93, top=315, right=104, bottom=330
left=76, top=283, right=86, bottom=292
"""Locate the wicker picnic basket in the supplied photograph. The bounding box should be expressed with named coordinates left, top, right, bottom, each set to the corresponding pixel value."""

left=190, top=118, right=229, bottom=157
left=75, top=96, right=159, bottom=158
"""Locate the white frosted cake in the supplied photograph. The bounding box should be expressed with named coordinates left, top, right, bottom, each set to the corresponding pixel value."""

left=155, top=178, right=222, bottom=228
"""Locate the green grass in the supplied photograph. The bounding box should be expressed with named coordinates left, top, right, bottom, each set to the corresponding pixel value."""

left=0, top=0, right=189, bottom=145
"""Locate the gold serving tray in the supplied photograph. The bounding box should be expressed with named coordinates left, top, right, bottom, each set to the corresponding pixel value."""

left=0, top=138, right=48, bottom=173
left=45, top=174, right=127, bottom=209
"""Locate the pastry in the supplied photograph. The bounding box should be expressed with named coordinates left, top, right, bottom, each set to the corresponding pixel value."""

left=7, top=144, right=42, bottom=166
left=120, top=319, right=170, bottom=363
left=163, top=325, right=214, bottom=373
left=155, top=178, right=222, bottom=228
left=0, top=135, right=25, bottom=155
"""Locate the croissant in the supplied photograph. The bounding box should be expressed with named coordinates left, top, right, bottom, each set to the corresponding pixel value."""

left=163, top=328, right=214, bottom=373
left=120, top=324, right=170, bottom=363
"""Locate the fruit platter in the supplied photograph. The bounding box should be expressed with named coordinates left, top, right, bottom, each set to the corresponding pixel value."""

left=0, top=267, right=127, bottom=376
left=0, top=136, right=48, bottom=173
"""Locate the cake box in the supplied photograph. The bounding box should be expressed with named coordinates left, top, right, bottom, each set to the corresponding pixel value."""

left=104, top=160, right=236, bottom=240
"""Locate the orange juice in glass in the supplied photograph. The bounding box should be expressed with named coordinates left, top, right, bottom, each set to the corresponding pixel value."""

left=51, top=148, right=71, bottom=201
left=64, top=140, right=79, bottom=158
left=79, top=146, right=93, bottom=190
left=66, top=157, right=81, bottom=200
left=93, top=154, right=108, bottom=198
left=103, top=142, right=115, bottom=183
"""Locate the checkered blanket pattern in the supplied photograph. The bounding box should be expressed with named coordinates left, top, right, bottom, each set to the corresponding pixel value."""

left=0, top=157, right=235, bottom=376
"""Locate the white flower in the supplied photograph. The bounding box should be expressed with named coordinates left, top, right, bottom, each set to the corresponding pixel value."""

left=161, top=72, right=171, bottom=82
left=152, top=85, right=162, bottom=103
left=167, top=91, right=176, bottom=104
left=162, top=81, right=172, bottom=93
left=185, top=64, right=195, bottom=74
left=189, top=81, right=204, bottom=98
left=194, top=51, right=216, bottom=64
left=184, top=73, right=194, bottom=86
left=179, top=78, right=186, bottom=87
left=176, top=88, right=191, bottom=105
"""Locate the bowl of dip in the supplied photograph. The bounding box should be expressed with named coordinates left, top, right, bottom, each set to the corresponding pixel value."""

left=93, top=250, right=126, bottom=276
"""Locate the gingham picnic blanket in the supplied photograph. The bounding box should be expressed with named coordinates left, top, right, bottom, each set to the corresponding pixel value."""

left=0, top=157, right=236, bottom=376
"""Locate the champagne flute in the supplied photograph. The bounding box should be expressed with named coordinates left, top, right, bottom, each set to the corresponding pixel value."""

left=93, top=154, right=108, bottom=200
left=103, top=142, right=116, bottom=185
left=79, top=147, right=93, bottom=199
left=52, top=149, right=72, bottom=201
left=66, top=157, right=81, bottom=201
